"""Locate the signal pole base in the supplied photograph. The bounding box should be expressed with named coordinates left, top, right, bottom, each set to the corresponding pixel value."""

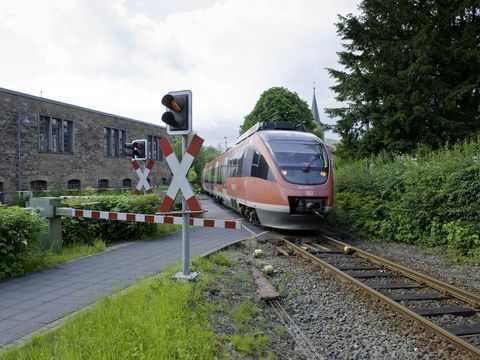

left=173, top=271, right=199, bottom=282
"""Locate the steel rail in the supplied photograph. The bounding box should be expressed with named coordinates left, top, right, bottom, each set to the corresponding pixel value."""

left=279, top=236, right=480, bottom=357
left=320, top=234, right=480, bottom=307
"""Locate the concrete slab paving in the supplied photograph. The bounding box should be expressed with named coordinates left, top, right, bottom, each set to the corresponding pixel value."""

left=0, top=196, right=255, bottom=348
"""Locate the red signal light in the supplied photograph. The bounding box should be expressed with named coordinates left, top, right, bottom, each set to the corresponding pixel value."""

left=161, top=94, right=182, bottom=112
left=161, top=90, right=192, bottom=135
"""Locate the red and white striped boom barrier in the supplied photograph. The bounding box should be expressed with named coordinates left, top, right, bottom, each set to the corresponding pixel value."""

left=55, top=207, right=242, bottom=229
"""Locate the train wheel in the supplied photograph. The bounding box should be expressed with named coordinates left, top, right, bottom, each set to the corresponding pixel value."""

left=240, top=205, right=247, bottom=216
left=247, top=208, right=260, bottom=225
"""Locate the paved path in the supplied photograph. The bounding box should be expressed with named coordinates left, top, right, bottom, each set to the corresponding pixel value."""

left=0, top=197, right=253, bottom=347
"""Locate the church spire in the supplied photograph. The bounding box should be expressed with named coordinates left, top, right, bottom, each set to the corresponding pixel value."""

left=311, top=82, right=321, bottom=125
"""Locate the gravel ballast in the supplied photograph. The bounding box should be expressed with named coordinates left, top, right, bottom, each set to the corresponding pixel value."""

left=211, top=234, right=479, bottom=359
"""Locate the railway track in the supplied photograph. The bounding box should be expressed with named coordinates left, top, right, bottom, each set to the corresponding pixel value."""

left=270, top=231, right=480, bottom=358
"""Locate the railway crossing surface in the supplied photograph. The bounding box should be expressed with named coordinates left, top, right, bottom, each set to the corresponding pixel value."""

left=0, top=196, right=251, bottom=348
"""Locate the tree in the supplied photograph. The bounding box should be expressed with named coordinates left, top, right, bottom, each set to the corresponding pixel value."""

left=172, top=134, right=221, bottom=186
left=326, top=0, right=480, bottom=160
left=240, top=87, right=316, bottom=135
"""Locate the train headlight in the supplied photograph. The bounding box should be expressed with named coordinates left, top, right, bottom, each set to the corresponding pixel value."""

left=281, top=169, right=288, bottom=176
left=320, top=170, right=328, bottom=177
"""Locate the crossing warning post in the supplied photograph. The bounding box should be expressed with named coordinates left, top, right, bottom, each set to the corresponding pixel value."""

left=160, top=90, right=202, bottom=281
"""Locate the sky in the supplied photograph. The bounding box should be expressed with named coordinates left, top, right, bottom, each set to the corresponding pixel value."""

left=0, top=0, right=360, bottom=148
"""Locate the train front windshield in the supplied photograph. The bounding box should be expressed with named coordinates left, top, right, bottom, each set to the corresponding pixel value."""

left=269, top=140, right=329, bottom=185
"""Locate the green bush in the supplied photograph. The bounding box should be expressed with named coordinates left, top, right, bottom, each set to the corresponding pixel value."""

left=61, top=194, right=179, bottom=245
left=0, top=205, right=46, bottom=280
left=330, top=137, right=480, bottom=258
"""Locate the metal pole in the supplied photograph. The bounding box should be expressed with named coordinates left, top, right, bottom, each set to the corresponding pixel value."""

left=17, top=112, right=22, bottom=191
left=181, top=134, right=190, bottom=275
left=173, top=134, right=198, bottom=282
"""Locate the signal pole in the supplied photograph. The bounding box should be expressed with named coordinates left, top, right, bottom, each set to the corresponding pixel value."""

left=160, top=90, right=198, bottom=281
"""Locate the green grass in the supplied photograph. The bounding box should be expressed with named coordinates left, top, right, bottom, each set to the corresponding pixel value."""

left=234, top=299, right=260, bottom=333
left=230, top=299, right=272, bottom=357
left=22, top=240, right=106, bottom=275
left=44, top=240, right=106, bottom=266
left=231, top=333, right=272, bottom=356
left=273, top=325, right=288, bottom=338
left=0, top=264, right=218, bottom=360
left=0, top=251, right=276, bottom=359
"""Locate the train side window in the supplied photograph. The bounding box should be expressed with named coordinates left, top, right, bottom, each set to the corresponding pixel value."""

left=242, top=146, right=254, bottom=177
left=237, top=151, right=244, bottom=176
left=227, top=156, right=236, bottom=177
left=214, top=166, right=219, bottom=184
left=227, top=149, right=244, bottom=178
left=222, top=159, right=228, bottom=186
left=251, top=150, right=270, bottom=180
left=215, top=164, right=225, bottom=185
left=252, top=150, right=260, bottom=167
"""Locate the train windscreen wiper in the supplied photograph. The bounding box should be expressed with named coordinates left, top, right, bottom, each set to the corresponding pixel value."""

left=302, top=154, right=322, bottom=173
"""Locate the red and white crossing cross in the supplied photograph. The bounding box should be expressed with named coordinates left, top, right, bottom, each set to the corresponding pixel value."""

left=132, top=159, right=155, bottom=195
left=158, top=135, right=204, bottom=213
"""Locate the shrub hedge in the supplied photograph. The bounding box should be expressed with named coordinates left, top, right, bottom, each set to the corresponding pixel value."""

left=330, top=138, right=480, bottom=259
left=0, top=205, right=46, bottom=279
left=61, top=194, right=179, bottom=245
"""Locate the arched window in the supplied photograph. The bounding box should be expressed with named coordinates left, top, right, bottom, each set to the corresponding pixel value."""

left=98, top=179, right=109, bottom=192
left=122, top=178, right=132, bottom=189
left=0, top=182, right=4, bottom=203
left=67, top=179, right=81, bottom=190
left=30, top=180, right=47, bottom=192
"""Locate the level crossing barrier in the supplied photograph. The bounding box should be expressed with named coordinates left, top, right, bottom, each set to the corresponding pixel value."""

left=28, top=197, right=242, bottom=252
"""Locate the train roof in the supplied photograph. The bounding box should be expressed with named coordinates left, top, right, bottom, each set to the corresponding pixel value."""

left=259, top=130, right=320, bottom=142
left=235, top=121, right=308, bottom=145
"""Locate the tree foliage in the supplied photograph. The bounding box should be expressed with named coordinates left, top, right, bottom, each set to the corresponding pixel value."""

left=240, top=87, right=320, bottom=136
left=327, top=0, right=480, bottom=160
left=172, top=134, right=221, bottom=186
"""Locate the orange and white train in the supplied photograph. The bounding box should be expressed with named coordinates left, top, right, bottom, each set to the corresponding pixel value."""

left=201, top=121, right=334, bottom=230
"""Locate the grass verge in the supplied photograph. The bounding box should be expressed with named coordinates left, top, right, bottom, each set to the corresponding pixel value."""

left=0, top=263, right=216, bottom=360
left=22, top=240, right=107, bottom=275
left=0, top=251, right=275, bottom=360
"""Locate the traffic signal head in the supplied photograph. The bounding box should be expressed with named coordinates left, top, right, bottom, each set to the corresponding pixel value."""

left=124, top=139, right=147, bottom=160
left=161, top=90, right=192, bottom=135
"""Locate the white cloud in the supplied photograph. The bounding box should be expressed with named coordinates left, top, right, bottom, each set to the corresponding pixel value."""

left=0, top=0, right=359, bottom=146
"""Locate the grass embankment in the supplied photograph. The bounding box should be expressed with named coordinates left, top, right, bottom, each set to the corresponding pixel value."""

left=0, top=252, right=273, bottom=359
left=330, top=138, right=480, bottom=262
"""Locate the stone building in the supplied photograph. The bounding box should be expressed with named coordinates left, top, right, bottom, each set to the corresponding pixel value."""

left=0, top=87, right=172, bottom=202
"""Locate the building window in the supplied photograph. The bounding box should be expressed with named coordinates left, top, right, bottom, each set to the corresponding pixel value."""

left=0, top=182, right=3, bottom=203
left=103, top=127, right=126, bottom=157
left=30, top=180, right=47, bottom=192
left=148, top=135, right=163, bottom=160
left=39, top=115, right=74, bottom=153
left=122, top=178, right=132, bottom=189
left=67, top=179, right=81, bottom=190
left=98, top=179, right=109, bottom=192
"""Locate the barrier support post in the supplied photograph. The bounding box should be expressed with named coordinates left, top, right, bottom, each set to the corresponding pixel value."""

left=174, top=134, right=199, bottom=281
left=29, top=197, right=63, bottom=252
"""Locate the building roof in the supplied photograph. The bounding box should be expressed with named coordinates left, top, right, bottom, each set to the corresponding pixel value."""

left=0, top=86, right=165, bottom=129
